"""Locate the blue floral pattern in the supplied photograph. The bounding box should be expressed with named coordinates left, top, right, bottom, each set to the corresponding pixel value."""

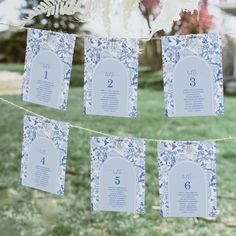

left=84, top=38, right=139, bottom=118
left=90, top=137, right=146, bottom=213
left=20, top=115, right=69, bottom=196
left=158, top=141, right=217, bottom=218
left=162, top=33, right=224, bottom=117
left=22, top=28, right=76, bottom=111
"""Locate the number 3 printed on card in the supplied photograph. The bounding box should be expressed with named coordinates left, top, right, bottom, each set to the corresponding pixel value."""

left=190, top=77, right=196, bottom=87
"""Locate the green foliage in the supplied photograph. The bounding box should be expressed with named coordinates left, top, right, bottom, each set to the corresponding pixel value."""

left=0, top=88, right=236, bottom=235
left=139, top=68, right=163, bottom=90
left=0, top=32, right=27, bottom=63
left=0, top=63, right=24, bottom=73
left=0, top=32, right=84, bottom=64
left=223, top=35, right=235, bottom=76
left=0, top=0, right=85, bottom=64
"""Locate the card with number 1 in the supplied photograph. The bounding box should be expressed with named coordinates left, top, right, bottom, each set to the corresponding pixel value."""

left=22, top=29, right=75, bottom=111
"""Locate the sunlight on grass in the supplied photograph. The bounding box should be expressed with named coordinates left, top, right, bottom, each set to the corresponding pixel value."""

left=0, top=88, right=236, bottom=236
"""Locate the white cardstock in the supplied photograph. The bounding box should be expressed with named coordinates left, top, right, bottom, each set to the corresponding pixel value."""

left=92, top=58, right=129, bottom=116
left=84, top=38, right=139, bottom=118
left=162, top=33, right=224, bottom=117
left=90, top=137, right=146, bottom=213
left=158, top=141, right=217, bottom=218
left=28, top=50, right=63, bottom=108
left=173, top=56, right=214, bottom=116
left=21, top=115, right=69, bottom=196
left=22, top=29, right=75, bottom=111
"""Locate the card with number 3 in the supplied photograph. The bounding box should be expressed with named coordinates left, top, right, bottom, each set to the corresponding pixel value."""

left=162, top=33, right=224, bottom=117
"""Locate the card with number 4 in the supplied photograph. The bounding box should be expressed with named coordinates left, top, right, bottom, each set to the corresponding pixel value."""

left=20, top=115, right=69, bottom=196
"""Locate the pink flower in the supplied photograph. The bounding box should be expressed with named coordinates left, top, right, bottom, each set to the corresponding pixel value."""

left=140, top=0, right=160, bottom=9
left=179, top=7, right=213, bottom=34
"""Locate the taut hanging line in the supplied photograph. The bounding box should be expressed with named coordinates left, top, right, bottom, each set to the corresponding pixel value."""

left=0, top=97, right=119, bottom=139
left=0, top=22, right=164, bottom=40
left=1, top=96, right=236, bottom=143
left=0, top=22, right=163, bottom=41
left=1, top=22, right=236, bottom=41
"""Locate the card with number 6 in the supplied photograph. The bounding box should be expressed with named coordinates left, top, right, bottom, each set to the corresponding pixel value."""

left=158, top=141, right=217, bottom=218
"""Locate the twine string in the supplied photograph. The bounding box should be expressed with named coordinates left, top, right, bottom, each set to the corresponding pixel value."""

left=1, top=22, right=236, bottom=41
left=1, top=97, right=236, bottom=143
left=1, top=21, right=236, bottom=142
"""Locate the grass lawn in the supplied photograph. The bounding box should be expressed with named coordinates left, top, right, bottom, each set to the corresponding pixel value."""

left=0, top=64, right=163, bottom=89
left=0, top=88, right=236, bottom=236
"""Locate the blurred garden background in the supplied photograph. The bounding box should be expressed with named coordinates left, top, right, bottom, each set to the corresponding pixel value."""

left=0, top=0, right=236, bottom=235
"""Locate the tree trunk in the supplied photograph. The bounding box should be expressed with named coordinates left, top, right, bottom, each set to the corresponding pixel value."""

left=144, top=39, right=162, bottom=71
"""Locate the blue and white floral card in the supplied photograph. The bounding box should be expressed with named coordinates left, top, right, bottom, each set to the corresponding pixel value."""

left=22, top=29, right=76, bottom=111
left=91, top=137, right=146, bottom=213
left=162, top=33, right=224, bottom=117
left=158, top=141, right=217, bottom=218
left=21, top=115, right=69, bottom=196
left=84, top=38, right=139, bottom=118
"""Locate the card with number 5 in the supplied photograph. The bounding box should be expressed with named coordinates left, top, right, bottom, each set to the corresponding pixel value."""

left=90, top=137, right=146, bottom=213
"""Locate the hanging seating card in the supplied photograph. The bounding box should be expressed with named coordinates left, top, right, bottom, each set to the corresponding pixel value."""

left=158, top=141, right=217, bottom=218
left=20, top=115, right=69, bottom=196
left=90, top=137, right=146, bottom=213
left=162, top=33, right=224, bottom=117
left=84, top=38, right=139, bottom=118
left=22, top=29, right=76, bottom=110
